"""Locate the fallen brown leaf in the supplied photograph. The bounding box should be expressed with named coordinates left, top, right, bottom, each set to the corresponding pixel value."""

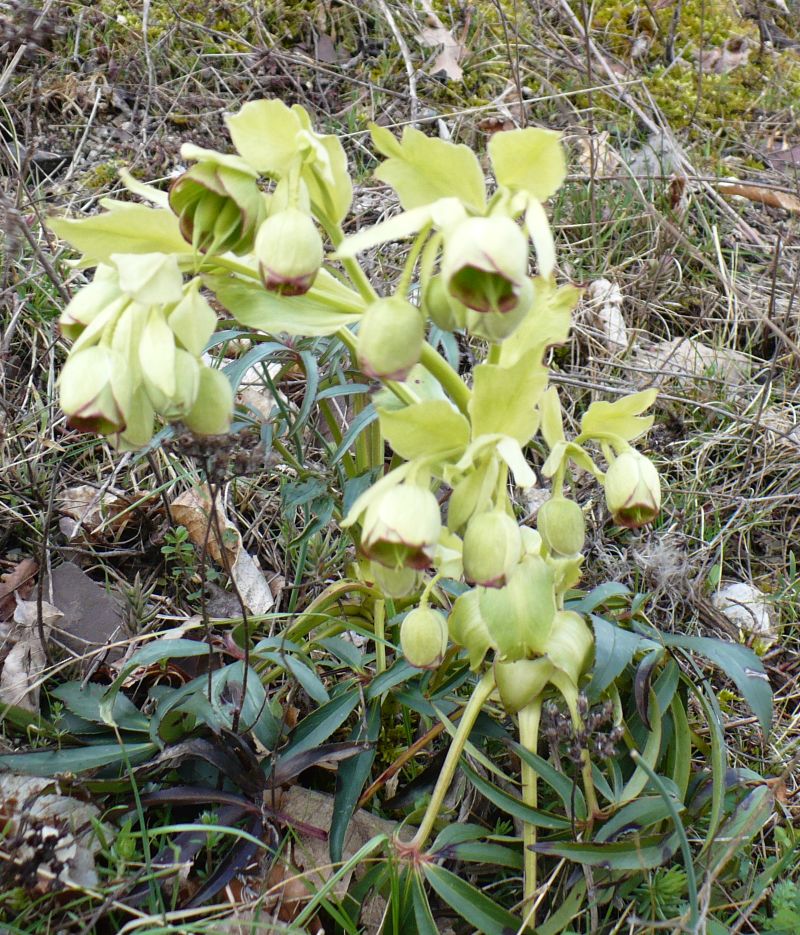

left=0, top=557, right=37, bottom=621
left=697, top=37, right=750, bottom=74
left=46, top=562, right=126, bottom=664
left=0, top=598, right=62, bottom=712
left=170, top=486, right=274, bottom=616
left=717, top=180, right=800, bottom=214
left=57, top=484, right=130, bottom=540
left=418, top=0, right=465, bottom=81
left=0, top=773, right=110, bottom=891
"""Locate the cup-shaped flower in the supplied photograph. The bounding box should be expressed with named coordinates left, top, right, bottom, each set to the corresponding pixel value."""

left=357, top=297, right=424, bottom=381
left=479, top=556, right=556, bottom=661
left=169, top=147, right=264, bottom=255
left=168, top=280, right=218, bottom=357
left=59, top=345, right=130, bottom=436
left=401, top=607, right=448, bottom=669
left=143, top=349, right=200, bottom=419
left=463, top=280, right=532, bottom=342
left=494, top=657, right=554, bottom=714
left=361, top=484, right=441, bottom=570
left=58, top=265, right=123, bottom=341
left=546, top=610, right=593, bottom=686
left=370, top=562, right=421, bottom=599
left=537, top=496, right=585, bottom=557
left=442, top=216, right=529, bottom=314
left=462, top=511, right=523, bottom=587
left=604, top=450, right=661, bottom=528
left=448, top=588, right=495, bottom=670
left=254, top=207, right=323, bottom=296
left=182, top=367, right=234, bottom=435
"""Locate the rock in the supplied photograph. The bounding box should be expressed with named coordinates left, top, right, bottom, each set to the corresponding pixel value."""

left=711, top=581, right=776, bottom=642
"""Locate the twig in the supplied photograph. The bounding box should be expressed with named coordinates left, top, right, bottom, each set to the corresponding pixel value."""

left=375, top=0, right=419, bottom=124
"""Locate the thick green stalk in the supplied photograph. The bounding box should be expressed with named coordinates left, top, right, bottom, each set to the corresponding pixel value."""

left=518, top=699, right=543, bottom=914
left=374, top=599, right=386, bottom=675
left=419, top=343, right=471, bottom=415
left=408, top=669, right=495, bottom=848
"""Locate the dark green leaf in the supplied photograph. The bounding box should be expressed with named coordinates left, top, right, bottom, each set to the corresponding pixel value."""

left=663, top=634, right=772, bottom=735
left=365, top=658, right=417, bottom=701
left=423, top=863, right=533, bottom=935
left=462, top=762, right=571, bottom=829
left=330, top=700, right=381, bottom=863
left=595, top=795, right=684, bottom=843
left=588, top=615, right=659, bottom=698
left=634, top=649, right=664, bottom=730
left=257, top=650, right=329, bottom=703
left=450, top=841, right=523, bottom=869
left=0, top=741, right=157, bottom=776
left=532, top=832, right=680, bottom=870
left=52, top=682, right=149, bottom=733
left=332, top=404, right=378, bottom=465
left=222, top=340, right=287, bottom=391
left=507, top=740, right=587, bottom=820
left=283, top=688, right=359, bottom=757
left=411, top=870, right=440, bottom=935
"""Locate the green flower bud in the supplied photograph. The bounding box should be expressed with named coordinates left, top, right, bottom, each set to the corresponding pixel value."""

left=604, top=450, right=661, bottom=528
left=254, top=207, right=323, bottom=296
left=423, top=274, right=466, bottom=332
left=370, top=562, right=421, bottom=599
left=479, top=556, right=556, bottom=661
left=357, top=297, right=424, bottom=381
left=401, top=606, right=448, bottom=669
left=361, top=484, right=441, bottom=570
left=448, top=589, right=495, bottom=670
left=462, top=511, right=523, bottom=587
left=59, top=345, right=130, bottom=436
left=537, top=497, right=585, bottom=556
left=182, top=367, right=234, bottom=435
left=442, top=216, right=529, bottom=314
left=169, top=147, right=265, bottom=255
left=494, top=657, right=554, bottom=714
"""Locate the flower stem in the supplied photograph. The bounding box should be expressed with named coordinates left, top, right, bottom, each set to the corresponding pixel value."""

left=408, top=669, right=495, bottom=848
left=374, top=598, right=386, bottom=675
left=419, top=342, right=471, bottom=415
left=518, top=699, right=542, bottom=914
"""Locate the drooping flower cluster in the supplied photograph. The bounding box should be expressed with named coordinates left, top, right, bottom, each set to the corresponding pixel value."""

left=50, top=98, right=663, bottom=721
left=58, top=259, right=231, bottom=448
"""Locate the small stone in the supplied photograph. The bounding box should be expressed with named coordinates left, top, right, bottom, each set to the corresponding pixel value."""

left=712, top=581, right=775, bottom=641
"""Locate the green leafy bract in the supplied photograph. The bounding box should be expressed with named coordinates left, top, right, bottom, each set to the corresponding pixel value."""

left=370, top=124, right=486, bottom=211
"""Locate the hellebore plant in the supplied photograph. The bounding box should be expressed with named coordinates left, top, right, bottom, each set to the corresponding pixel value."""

left=50, top=100, right=770, bottom=923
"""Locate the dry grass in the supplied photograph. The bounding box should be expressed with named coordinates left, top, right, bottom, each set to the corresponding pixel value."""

left=2, top=0, right=800, bottom=931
